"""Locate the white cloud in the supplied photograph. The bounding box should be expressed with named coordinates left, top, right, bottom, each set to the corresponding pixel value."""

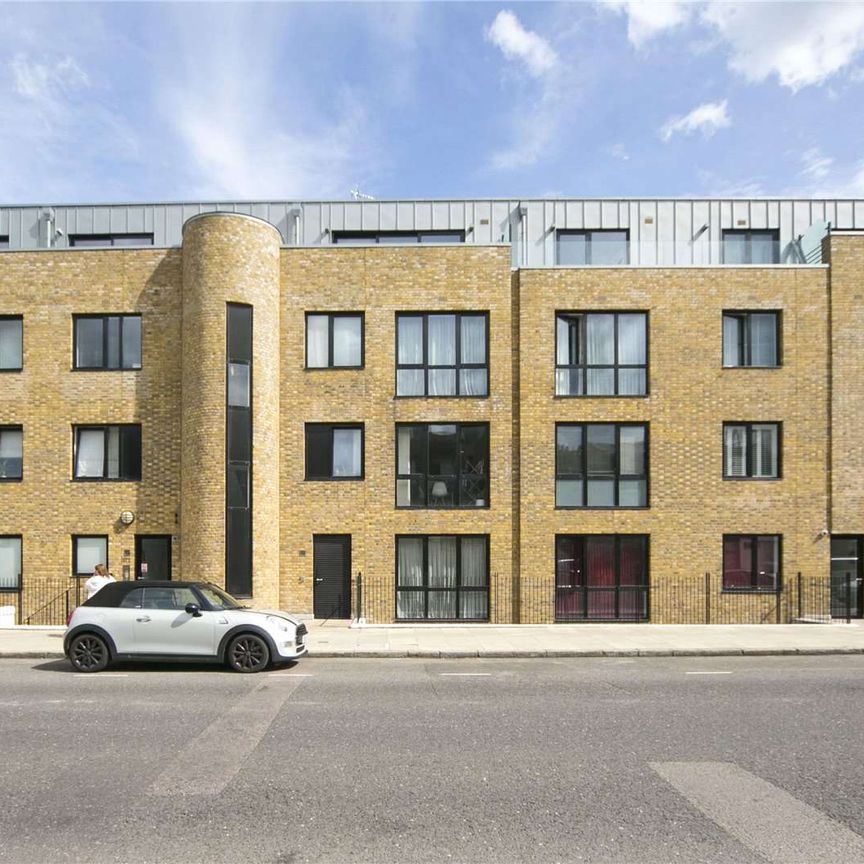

left=702, top=1, right=864, bottom=91
left=601, top=0, right=692, bottom=49
left=486, top=10, right=558, bottom=78
left=10, top=54, right=88, bottom=104
left=800, top=148, right=834, bottom=182
left=660, top=99, right=730, bottom=141
left=606, top=142, right=630, bottom=161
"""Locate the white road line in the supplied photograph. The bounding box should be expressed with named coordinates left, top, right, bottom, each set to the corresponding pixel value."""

left=685, top=671, right=733, bottom=675
left=149, top=676, right=306, bottom=797
left=75, top=673, right=129, bottom=678
left=439, top=673, right=492, bottom=677
left=267, top=672, right=315, bottom=677
left=651, top=761, right=864, bottom=864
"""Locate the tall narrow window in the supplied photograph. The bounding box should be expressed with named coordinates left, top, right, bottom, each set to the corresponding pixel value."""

left=0, top=427, right=23, bottom=481
left=0, top=316, right=23, bottom=370
left=0, top=536, right=22, bottom=590
left=396, top=312, right=488, bottom=396
left=556, top=312, right=647, bottom=396
left=556, top=423, right=648, bottom=508
left=722, top=311, right=780, bottom=367
left=74, top=315, right=142, bottom=370
left=73, top=425, right=141, bottom=480
left=305, top=313, right=363, bottom=369
left=226, top=304, right=252, bottom=597
left=723, top=535, right=781, bottom=592
left=723, top=423, right=780, bottom=479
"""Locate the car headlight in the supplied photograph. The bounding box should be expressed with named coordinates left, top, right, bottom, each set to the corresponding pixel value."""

left=266, top=615, right=290, bottom=632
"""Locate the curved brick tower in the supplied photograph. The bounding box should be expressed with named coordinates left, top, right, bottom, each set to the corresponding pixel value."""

left=180, top=213, right=281, bottom=605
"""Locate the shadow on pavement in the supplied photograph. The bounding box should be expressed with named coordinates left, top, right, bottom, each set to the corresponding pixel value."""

left=32, top=658, right=301, bottom=675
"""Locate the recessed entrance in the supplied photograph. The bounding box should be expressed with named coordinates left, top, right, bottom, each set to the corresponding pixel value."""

left=830, top=536, right=863, bottom=619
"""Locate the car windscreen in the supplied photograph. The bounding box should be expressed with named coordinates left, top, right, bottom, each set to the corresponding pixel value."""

left=198, top=585, right=245, bottom=610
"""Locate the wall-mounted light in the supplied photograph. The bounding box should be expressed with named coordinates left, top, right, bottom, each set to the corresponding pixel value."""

left=120, top=511, right=135, bottom=526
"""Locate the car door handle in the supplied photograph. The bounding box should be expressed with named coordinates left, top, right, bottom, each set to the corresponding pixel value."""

left=136, top=615, right=151, bottom=622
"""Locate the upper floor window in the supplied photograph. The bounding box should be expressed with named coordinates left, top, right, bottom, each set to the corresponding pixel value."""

left=722, top=229, right=779, bottom=264
left=557, top=230, right=629, bottom=266
left=397, top=313, right=488, bottom=397
left=74, top=315, right=142, bottom=370
left=722, top=311, right=780, bottom=368
left=306, top=313, right=363, bottom=369
left=69, top=234, right=154, bottom=248
left=332, top=231, right=464, bottom=245
left=0, top=236, right=8, bottom=250
left=74, top=425, right=141, bottom=481
left=0, top=316, right=23, bottom=370
left=723, top=534, right=781, bottom=592
left=556, top=423, right=648, bottom=508
left=0, top=427, right=22, bottom=481
left=305, top=423, right=364, bottom=480
left=0, top=536, right=21, bottom=590
left=397, top=423, right=489, bottom=508
left=556, top=312, right=647, bottom=396
left=723, top=423, right=780, bottom=479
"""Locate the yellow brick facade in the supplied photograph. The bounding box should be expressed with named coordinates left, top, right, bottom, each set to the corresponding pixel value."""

left=0, top=213, right=860, bottom=624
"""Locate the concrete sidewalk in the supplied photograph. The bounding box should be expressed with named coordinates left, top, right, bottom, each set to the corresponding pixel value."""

left=3, top=620, right=864, bottom=659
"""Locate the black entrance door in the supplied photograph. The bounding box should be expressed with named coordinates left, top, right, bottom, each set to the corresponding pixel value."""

left=136, top=535, right=172, bottom=581
left=831, top=536, right=864, bottom=618
left=313, top=535, right=351, bottom=619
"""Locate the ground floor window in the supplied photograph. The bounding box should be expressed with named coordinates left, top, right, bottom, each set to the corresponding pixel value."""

left=722, top=534, right=780, bottom=592
left=555, top=535, right=648, bottom=621
left=0, top=536, right=21, bottom=590
left=396, top=535, right=489, bottom=620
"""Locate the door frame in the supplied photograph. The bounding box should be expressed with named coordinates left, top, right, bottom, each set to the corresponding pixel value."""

left=830, top=534, right=864, bottom=619
left=134, top=534, right=173, bottom=581
left=312, top=534, right=352, bottom=619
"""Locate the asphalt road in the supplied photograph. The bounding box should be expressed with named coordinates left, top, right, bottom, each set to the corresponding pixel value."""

left=1, top=656, right=864, bottom=864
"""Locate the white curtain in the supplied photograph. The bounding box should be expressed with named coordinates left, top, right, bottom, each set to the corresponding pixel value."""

left=617, top=314, right=646, bottom=365
left=306, top=315, right=329, bottom=367
left=0, top=537, right=20, bottom=589
left=76, top=537, right=106, bottom=575
left=106, top=427, right=120, bottom=479
left=333, top=317, right=361, bottom=367
left=750, top=314, right=777, bottom=366
left=460, top=316, right=485, bottom=364
left=332, top=429, right=361, bottom=477
left=619, top=427, right=644, bottom=475
left=556, top=316, right=571, bottom=366
left=0, top=319, right=22, bottom=369
left=397, top=538, right=424, bottom=619
left=428, top=537, right=456, bottom=618
left=586, top=314, right=614, bottom=365
left=397, top=316, right=423, bottom=364
left=752, top=425, right=777, bottom=477
left=76, top=430, right=104, bottom=477
left=725, top=426, right=747, bottom=476
left=723, top=315, right=741, bottom=366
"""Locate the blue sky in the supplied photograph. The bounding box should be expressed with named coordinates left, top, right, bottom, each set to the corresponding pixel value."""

left=1, top=1, right=863, bottom=203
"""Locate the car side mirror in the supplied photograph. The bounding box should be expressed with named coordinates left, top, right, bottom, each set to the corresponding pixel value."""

left=185, top=603, right=202, bottom=618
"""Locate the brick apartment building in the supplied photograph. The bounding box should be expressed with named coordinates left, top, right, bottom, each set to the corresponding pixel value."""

left=1, top=198, right=863, bottom=624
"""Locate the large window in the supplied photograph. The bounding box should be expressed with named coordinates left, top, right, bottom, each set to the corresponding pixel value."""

left=723, top=534, right=781, bottom=592
left=723, top=423, right=780, bottom=479
left=73, top=315, right=142, bottom=370
left=306, top=313, right=363, bottom=369
left=396, top=423, right=489, bottom=508
left=557, top=230, right=629, bottom=266
left=0, top=316, right=22, bottom=370
left=722, top=311, right=780, bottom=367
left=305, top=424, right=363, bottom=479
left=556, top=423, right=647, bottom=508
left=722, top=229, right=779, bottom=264
left=556, top=535, right=648, bottom=621
left=332, top=231, right=464, bottom=245
left=69, top=234, right=154, bottom=247
left=397, top=313, right=488, bottom=397
left=396, top=535, right=489, bottom=620
left=73, top=425, right=141, bottom=480
left=556, top=312, right=647, bottom=396
left=73, top=535, right=108, bottom=576
left=0, top=536, right=21, bottom=590
left=0, top=427, right=22, bottom=481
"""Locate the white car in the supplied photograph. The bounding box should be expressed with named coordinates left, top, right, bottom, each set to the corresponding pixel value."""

left=64, top=581, right=307, bottom=673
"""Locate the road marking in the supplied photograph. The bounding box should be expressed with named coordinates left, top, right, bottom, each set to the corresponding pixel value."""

left=651, top=761, right=864, bottom=864
left=439, top=673, right=492, bottom=677
left=75, top=673, right=129, bottom=678
left=267, top=672, right=315, bottom=677
left=685, top=671, right=733, bottom=675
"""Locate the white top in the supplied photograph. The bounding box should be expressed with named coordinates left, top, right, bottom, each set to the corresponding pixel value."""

left=84, top=573, right=115, bottom=600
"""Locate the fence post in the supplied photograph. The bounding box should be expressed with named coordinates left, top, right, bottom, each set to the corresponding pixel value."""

left=846, top=572, right=852, bottom=624
left=704, top=572, right=711, bottom=625
left=17, top=589, right=23, bottom=626
left=797, top=572, right=802, bottom=620
left=355, top=571, right=363, bottom=621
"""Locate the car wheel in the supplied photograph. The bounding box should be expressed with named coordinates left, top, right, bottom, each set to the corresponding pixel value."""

left=69, top=633, right=110, bottom=672
left=227, top=633, right=270, bottom=673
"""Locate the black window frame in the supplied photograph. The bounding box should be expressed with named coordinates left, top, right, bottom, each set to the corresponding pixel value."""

left=395, top=534, right=490, bottom=621
left=0, top=315, right=23, bottom=372
left=556, top=229, right=630, bottom=265
left=722, top=533, right=782, bottom=593
left=304, top=312, right=365, bottom=370
left=722, top=422, right=782, bottom=480
left=722, top=310, right=782, bottom=368
left=721, top=229, right=780, bottom=264
left=68, top=234, right=154, bottom=248
left=0, top=425, right=23, bottom=482
left=555, top=311, right=648, bottom=397
left=72, top=424, right=142, bottom=481
left=332, top=230, right=465, bottom=245
left=72, top=314, right=142, bottom=371
left=72, top=534, right=109, bottom=577
left=304, top=423, right=365, bottom=481
left=555, top=422, right=649, bottom=509
left=395, top=422, right=490, bottom=509
left=0, top=535, right=22, bottom=592
left=395, top=311, right=490, bottom=398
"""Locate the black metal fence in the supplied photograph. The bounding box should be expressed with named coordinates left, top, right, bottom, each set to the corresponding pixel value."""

left=352, top=571, right=855, bottom=625
left=4, top=579, right=83, bottom=626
